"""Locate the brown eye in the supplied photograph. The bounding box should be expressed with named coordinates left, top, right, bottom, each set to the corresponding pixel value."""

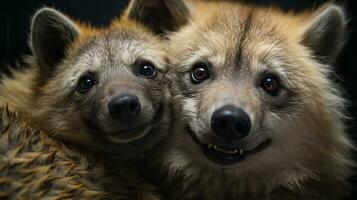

left=261, top=77, right=280, bottom=95
left=191, top=63, right=210, bottom=84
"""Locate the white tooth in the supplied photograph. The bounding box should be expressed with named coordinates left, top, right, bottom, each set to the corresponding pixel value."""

left=239, top=149, right=244, bottom=155
left=209, top=145, right=242, bottom=154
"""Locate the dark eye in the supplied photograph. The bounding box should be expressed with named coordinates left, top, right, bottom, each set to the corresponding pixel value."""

left=261, top=76, right=280, bottom=96
left=137, top=61, right=157, bottom=78
left=78, top=75, right=96, bottom=93
left=191, top=63, right=210, bottom=84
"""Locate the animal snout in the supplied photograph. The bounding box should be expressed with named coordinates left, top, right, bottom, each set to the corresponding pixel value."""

left=108, top=94, right=141, bottom=124
left=211, top=105, right=251, bottom=140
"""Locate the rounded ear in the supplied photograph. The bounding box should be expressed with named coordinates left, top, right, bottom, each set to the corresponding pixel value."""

left=125, top=0, right=189, bottom=35
left=300, top=4, right=347, bottom=64
left=31, top=8, right=80, bottom=75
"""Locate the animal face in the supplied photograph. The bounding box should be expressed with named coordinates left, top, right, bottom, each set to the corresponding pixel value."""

left=30, top=8, right=171, bottom=152
left=164, top=0, right=351, bottom=189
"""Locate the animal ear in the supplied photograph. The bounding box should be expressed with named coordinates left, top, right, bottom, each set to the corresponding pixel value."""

left=300, top=5, right=346, bottom=64
left=126, top=0, right=189, bottom=35
left=31, top=8, right=80, bottom=75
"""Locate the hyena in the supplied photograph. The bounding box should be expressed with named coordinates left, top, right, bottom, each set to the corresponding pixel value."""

left=148, top=1, right=354, bottom=199
left=0, top=0, right=181, bottom=198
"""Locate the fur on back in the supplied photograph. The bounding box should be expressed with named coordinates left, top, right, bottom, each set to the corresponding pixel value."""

left=0, top=106, right=162, bottom=200
left=0, top=107, right=106, bottom=199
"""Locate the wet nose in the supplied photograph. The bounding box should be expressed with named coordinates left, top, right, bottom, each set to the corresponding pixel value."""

left=108, top=94, right=141, bottom=123
left=211, top=105, right=251, bottom=140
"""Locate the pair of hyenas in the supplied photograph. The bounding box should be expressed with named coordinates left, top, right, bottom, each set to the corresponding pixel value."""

left=0, top=0, right=354, bottom=199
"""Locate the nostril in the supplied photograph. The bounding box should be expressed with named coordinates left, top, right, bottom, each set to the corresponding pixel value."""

left=233, top=120, right=250, bottom=139
left=128, top=101, right=140, bottom=112
left=212, top=119, right=226, bottom=130
left=234, top=122, right=244, bottom=133
left=110, top=105, right=120, bottom=115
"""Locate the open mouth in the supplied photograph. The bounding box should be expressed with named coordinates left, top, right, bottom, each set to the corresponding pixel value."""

left=186, top=126, right=271, bottom=165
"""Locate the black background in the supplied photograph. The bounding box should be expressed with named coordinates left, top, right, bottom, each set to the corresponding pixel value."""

left=1, top=0, right=356, bottom=198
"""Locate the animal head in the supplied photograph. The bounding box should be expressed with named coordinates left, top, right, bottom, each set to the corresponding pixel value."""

left=29, top=7, right=171, bottom=153
left=157, top=0, right=353, bottom=196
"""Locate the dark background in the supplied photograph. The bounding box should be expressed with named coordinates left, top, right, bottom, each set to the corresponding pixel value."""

left=0, top=0, right=356, bottom=198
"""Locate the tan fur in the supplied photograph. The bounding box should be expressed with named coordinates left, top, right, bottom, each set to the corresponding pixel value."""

left=0, top=67, right=35, bottom=112
left=0, top=107, right=105, bottom=199
left=0, top=20, right=99, bottom=113
left=27, top=22, right=168, bottom=148
left=0, top=6, right=171, bottom=200
left=151, top=1, right=355, bottom=199
left=0, top=107, right=163, bottom=200
left=0, top=9, right=169, bottom=148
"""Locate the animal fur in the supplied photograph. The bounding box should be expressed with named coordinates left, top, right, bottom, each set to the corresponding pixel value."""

left=0, top=107, right=164, bottom=200
left=0, top=3, right=172, bottom=150
left=0, top=107, right=105, bottom=199
left=145, top=1, right=355, bottom=199
left=0, top=2, right=174, bottom=199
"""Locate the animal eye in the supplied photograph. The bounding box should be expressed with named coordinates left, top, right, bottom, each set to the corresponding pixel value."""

left=77, top=75, right=96, bottom=93
left=136, top=60, right=157, bottom=78
left=261, top=76, right=280, bottom=96
left=191, top=63, right=210, bottom=84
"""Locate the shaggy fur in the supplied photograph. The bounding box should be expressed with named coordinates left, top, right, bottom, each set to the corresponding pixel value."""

left=0, top=3, right=172, bottom=149
left=0, top=107, right=163, bottom=200
left=148, top=1, right=355, bottom=199
left=0, top=3, right=173, bottom=199
left=0, top=107, right=105, bottom=199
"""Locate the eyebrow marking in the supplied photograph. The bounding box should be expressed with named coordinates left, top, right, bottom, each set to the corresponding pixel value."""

left=235, top=12, right=254, bottom=67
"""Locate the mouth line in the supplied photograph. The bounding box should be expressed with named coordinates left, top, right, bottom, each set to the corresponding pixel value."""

left=112, top=123, right=149, bottom=135
left=186, top=126, right=271, bottom=165
left=107, top=124, right=150, bottom=143
left=85, top=102, right=165, bottom=145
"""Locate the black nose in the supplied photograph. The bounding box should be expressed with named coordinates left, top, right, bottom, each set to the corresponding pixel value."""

left=108, top=95, right=141, bottom=123
left=211, top=105, right=251, bottom=140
